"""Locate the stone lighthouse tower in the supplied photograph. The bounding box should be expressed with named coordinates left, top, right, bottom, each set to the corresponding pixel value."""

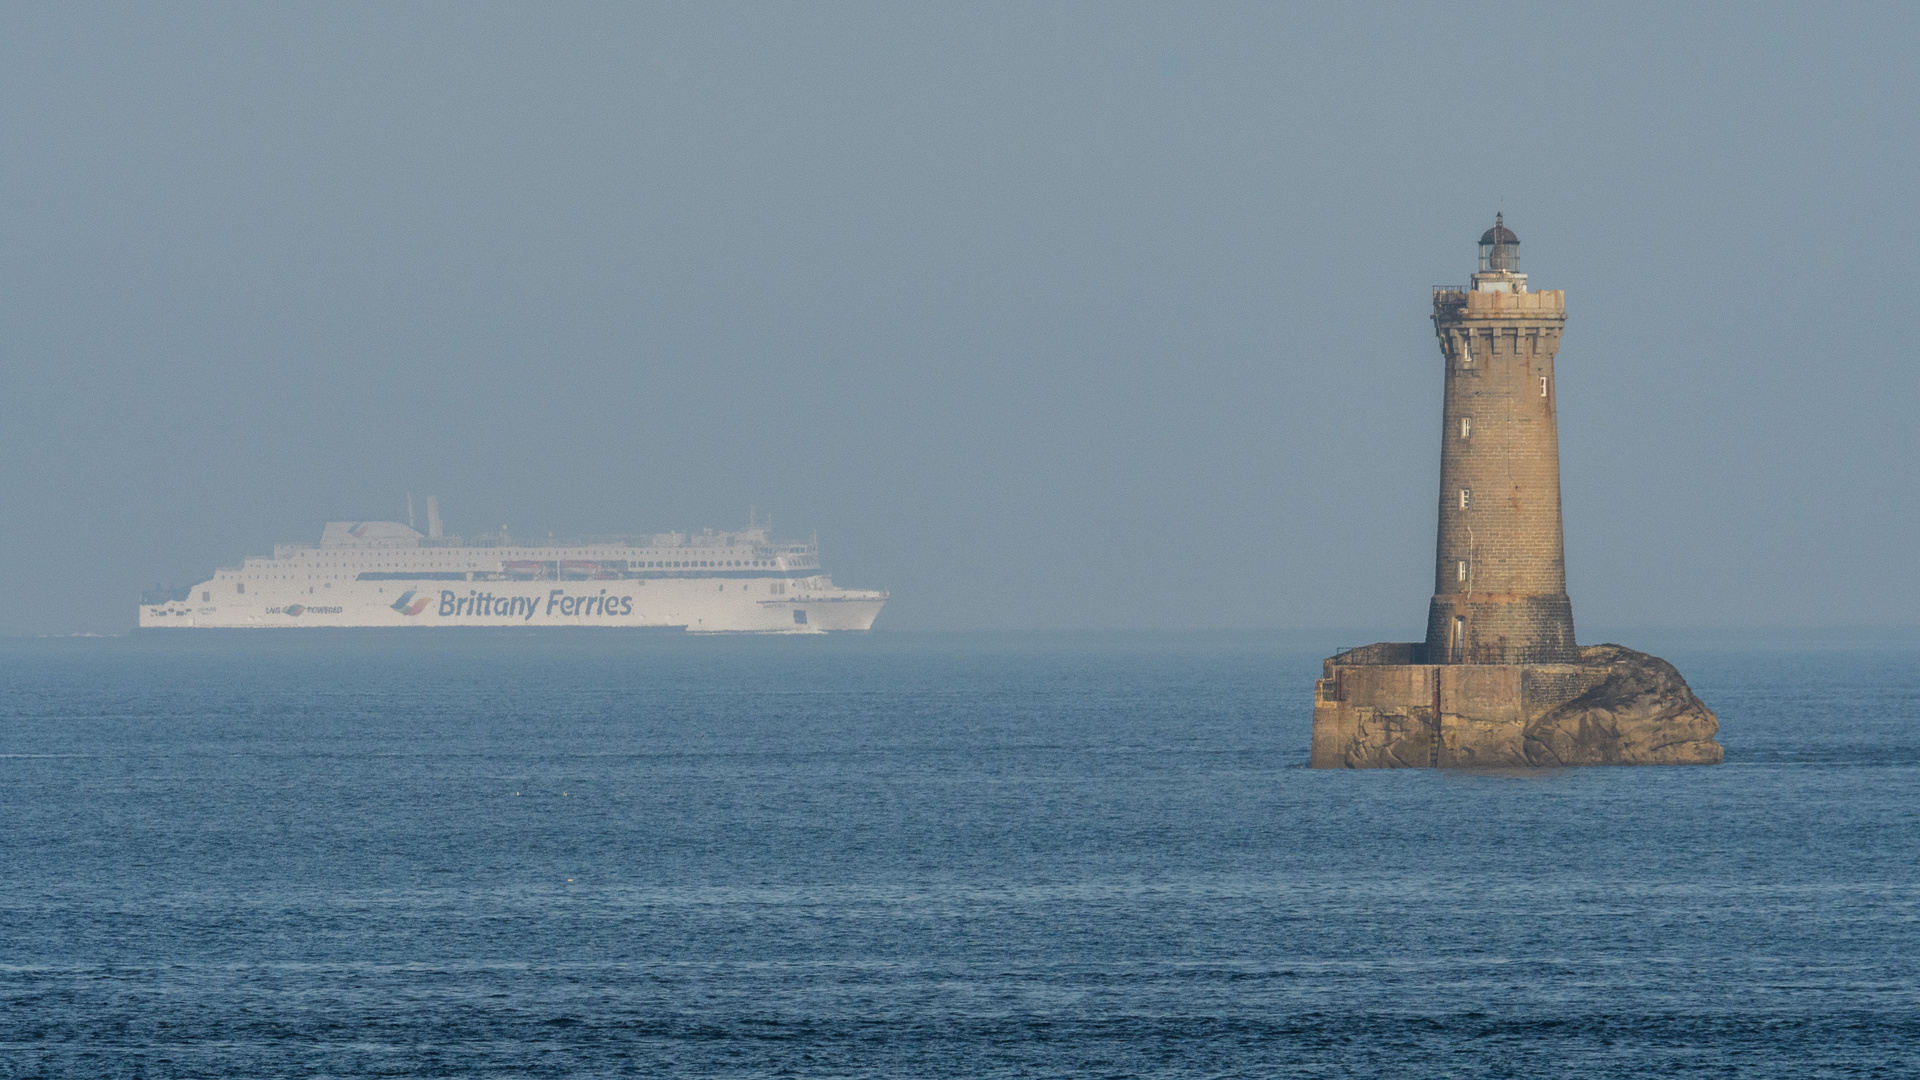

left=1424, top=214, right=1578, bottom=664
left=1307, top=215, right=1723, bottom=769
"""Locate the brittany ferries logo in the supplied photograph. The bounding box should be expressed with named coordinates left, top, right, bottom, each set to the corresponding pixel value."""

left=348, top=523, right=371, bottom=538
left=391, top=589, right=433, bottom=616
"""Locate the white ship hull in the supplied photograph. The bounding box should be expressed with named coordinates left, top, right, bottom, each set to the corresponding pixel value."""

left=138, top=512, right=886, bottom=633
left=140, top=579, right=884, bottom=632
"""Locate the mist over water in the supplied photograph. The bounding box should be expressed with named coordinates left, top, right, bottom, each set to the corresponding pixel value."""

left=5, top=632, right=1919, bottom=1075
left=3, top=4, right=1918, bottom=633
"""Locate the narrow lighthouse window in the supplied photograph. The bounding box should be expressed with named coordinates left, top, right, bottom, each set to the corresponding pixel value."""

left=1459, top=488, right=1471, bottom=509
left=1457, top=560, right=1468, bottom=582
left=1460, top=417, right=1472, bottom=439
left=1540, top=375, right=1549, bottom=397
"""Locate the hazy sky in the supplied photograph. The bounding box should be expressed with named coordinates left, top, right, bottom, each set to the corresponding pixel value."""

left=3, top=3, right=1915, bottom=635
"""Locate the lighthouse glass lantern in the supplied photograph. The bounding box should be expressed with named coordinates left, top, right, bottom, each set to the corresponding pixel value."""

left=1478, top=213, right=1520, bottom=274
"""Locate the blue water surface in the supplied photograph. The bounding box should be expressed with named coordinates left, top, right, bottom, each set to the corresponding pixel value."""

left=2, top=630, right=1917, bottom=1077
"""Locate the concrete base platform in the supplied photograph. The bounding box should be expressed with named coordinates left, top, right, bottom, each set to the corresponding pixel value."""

left=1310, top=643, right=1723, bottom=768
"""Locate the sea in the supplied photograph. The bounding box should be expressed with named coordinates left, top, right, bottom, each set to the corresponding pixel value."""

left=3, top=629, right=1917, bottom=1078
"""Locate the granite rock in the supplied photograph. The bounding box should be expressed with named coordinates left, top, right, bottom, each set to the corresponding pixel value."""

left=1522, top=644, right=1723, bottom=766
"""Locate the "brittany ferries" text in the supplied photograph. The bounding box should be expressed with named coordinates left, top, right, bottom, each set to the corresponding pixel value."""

left=439, top=589, right=634, bottom=620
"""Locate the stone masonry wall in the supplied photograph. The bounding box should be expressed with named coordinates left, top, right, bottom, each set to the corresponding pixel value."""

left=1426, top=287, right=1577, bottom=664
left=1423, top=594, right=1577, bottom=666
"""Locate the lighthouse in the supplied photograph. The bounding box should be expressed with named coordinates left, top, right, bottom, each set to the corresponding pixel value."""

left=1425, top=214, right=1578, bottom=664
left=1308, top=215, right=1722, bottom=768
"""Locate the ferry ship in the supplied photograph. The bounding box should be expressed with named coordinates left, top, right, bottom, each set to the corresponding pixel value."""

left=138, top=500, right=886, bottom=632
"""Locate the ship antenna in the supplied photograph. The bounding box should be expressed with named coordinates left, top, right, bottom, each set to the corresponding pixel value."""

left=407, top=493, right=416, bottom=530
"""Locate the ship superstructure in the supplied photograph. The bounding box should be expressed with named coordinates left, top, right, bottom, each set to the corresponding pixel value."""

left=139, top=504, right=886, bottom=632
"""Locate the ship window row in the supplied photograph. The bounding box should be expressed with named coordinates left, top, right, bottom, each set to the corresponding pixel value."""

left=634, top=560, right=778, bottom=568
left=220, top=556, right=810, bottom=582
left=222, top=556, right=800, bottom=584
left=243, top=557, right=793, bottom=568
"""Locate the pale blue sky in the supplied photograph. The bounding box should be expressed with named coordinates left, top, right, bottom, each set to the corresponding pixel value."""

left=3, top=3, right=1915, bottom=634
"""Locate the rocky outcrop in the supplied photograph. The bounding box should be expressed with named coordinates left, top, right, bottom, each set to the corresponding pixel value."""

left=1521, top=645, right=1723, bottom=766
left=1310, top=643, right=1723, bottom=768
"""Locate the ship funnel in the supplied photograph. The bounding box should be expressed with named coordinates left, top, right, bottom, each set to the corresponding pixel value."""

left=426, top=496, right=443, bottom=539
